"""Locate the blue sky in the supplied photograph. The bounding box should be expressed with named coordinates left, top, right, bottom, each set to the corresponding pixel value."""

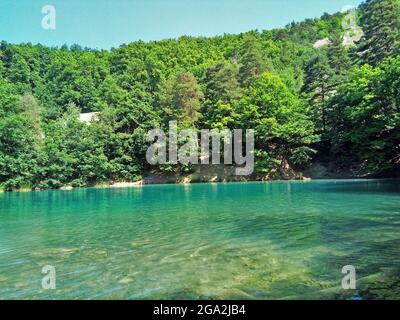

left=0, top=0, right=364, bottom=49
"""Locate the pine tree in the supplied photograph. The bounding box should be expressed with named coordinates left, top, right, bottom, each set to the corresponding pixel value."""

left=325, top=37, right=353, bottom=141
left=302, top=54, right=336, bottom=134
left=160, top=72, right=204, bottom=125
left=204, top=60, right=241, bottom=105
left=239, top=36, right=267, bottom=87
left=358, top=0, right=400, bottom=65
left=202, top=60, right=241, bottom=128
left=328, top=35, right=352, bottom=77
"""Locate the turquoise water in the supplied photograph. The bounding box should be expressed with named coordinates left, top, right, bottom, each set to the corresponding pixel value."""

left=0, top=180, right=399, bottom=300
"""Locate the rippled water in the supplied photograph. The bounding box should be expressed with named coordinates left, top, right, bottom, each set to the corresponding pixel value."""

left=0, top=180, right=400, bottom=300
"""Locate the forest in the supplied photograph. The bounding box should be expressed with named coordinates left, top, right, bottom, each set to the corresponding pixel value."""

left=0, top=0, right=399, bottom=191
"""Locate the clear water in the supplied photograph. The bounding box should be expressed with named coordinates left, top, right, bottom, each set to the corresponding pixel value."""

left=0, top=180, right=399, bottom=300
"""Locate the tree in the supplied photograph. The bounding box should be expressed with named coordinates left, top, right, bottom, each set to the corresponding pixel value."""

left=204, top=60, right=241, bottom=105
left=237, top=72, right=317, bottom=173
left=358, top=0, right=400, bottom=65
left=19, top=93, right=43, bottom=145
left=202, top=60, right=241, bottom=128
left=0, top=79, right=20, bottom=116
left=0, top=81, right=39, bottom=190
left=328, top=35, right=352, bottom=76
left=0, top=114, right=38, bottom=190
left=302, top=53, right=335, bottom=133
left=239, top=35, right=268, bottom=87
left=331, top=56, right=400, bottom=172
left=34, top=104, right=108, bottom=188
left=1, top=2, right=399, bottom=188
left=160, top=72, right=203, bottom=125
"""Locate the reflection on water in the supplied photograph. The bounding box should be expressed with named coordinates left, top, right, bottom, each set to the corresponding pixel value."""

left=0, top=180, right=399, bottom=300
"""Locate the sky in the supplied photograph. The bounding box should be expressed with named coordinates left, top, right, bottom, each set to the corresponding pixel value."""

left=0, top=0, right=364, bottom=49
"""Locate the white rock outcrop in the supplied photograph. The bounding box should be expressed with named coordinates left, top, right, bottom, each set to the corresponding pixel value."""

left=313, top=38, right=332, bottom=48
left=79, top=112, right=100, bottom=124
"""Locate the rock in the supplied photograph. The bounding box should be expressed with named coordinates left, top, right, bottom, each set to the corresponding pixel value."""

left=118, top=277, right=134, bottom=284
left=60, top=186, right=74, bottom=190
left=313, top=38, right=332, bottom=48
left=86, top=250, right=108, bottom=258
left=342, top=28, right=363, bottom=47
left=31, top=247, right=79, bottom=259
left=110, top=181, right=143, bottom=188
left=79, top=112, right=100, bottom=124
left=179, top=177, right=192, bottom=184
left=213, top=288, right=256, bottom=300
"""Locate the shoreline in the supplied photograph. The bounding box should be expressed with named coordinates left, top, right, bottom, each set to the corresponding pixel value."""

left=1, top=176, right=398, bottom=193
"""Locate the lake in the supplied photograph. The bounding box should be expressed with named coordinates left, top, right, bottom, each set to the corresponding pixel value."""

left=0, top=180, right=399, bottom=300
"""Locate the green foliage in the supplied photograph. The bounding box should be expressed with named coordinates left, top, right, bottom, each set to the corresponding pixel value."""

left=328, top=35, right=352, bottom=76
left=0, top=0, right=399, bottom=190
left=202, top=60, right=241, bottom=128
left=237, top=72, right=317, bottom=173
left=204, top=60, right=241, bottom=105
left=303, top=53, right=336, bottom=133
left=290, top=146, right=318, bottom=168
left=239, top=35, right=269, bottom=87
left=161, top=71, right=204, bottom=125
left=358, top=0, right=400, bottom=65
left=331, top=55, right=400, bottom=171
left=34, top=104, right=108, bottom=189
left=0, top=79, right=20, bottom=116
left=0, top=114, right=38, bottom=190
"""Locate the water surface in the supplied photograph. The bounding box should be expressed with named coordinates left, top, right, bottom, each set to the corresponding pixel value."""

left=1, top=180, right=399, bottom=299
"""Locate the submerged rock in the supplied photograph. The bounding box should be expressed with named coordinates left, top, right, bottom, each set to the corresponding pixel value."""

left=118, top=277, right=134, bottom=284
left=31, top=247, right=79, bottom=259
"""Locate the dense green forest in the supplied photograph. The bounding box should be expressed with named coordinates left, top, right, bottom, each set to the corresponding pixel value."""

left=0, top=0, right=399, bottom=191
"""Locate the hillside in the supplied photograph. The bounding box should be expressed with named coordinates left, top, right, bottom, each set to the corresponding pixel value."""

left=0, top=0, right=399, bottom=191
